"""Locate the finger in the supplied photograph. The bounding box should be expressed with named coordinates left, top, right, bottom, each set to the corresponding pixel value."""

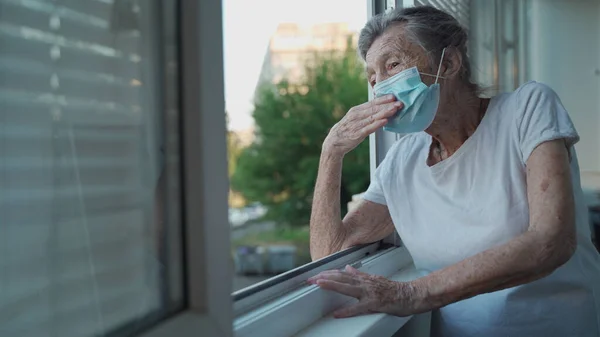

left=312, top=273, right=357, bottom=285
left=354, top=94, right=396, bottom=112
left=360, top=118, right=388, bottom=136
left=344, top=265, right=364, bottom=275
left=372, top=101, right=403, bottom=120
left=307, top=270, right=338, bottom=283
left=333, top=302, right=371, bottom=318
left=372, top=94, right=397, bottom=105
left=357, top=101, right=403, bottom=121
left=308, top=270, right=354, bottom=284
left=316, top=279, right=362, bottom=298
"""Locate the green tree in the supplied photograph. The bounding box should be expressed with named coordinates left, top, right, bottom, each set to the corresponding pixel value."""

left=226, top=112, right=247, bottom=208
left=231, top=44, right=370, bottom=226
left=227, top=128, right=243, bottom=178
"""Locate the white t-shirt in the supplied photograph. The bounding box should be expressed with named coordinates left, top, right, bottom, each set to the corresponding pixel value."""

left=363, top=81, right=600, bottom=337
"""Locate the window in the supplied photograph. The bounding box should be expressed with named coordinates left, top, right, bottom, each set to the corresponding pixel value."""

left=231, top=0, right=600, bottom=336
left=223, top=0, right=371, bottom=293
left=4, top=1, right=598, bottom=337
left=0, top=0, right=182, bottom=336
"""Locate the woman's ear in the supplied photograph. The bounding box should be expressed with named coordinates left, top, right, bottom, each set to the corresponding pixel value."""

left=442, top=47, right=463, bottom=79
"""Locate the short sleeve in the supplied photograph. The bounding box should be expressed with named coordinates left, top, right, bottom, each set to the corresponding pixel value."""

left=516, top=82, right=579, bottom=163
left=362, top=163, right=387, bottom=205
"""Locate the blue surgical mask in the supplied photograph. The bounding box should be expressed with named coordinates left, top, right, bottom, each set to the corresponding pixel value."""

left=373, top=48, right=446, bottom=134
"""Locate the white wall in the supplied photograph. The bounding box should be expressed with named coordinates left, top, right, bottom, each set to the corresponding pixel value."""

left=527, top=0, right=600, bottom=173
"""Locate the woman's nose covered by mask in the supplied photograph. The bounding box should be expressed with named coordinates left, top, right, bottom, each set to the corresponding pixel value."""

left=373, top=48, right=446, bottom=134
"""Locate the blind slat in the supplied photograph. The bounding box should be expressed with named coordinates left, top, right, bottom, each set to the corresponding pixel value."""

left=416, top=0, right=470, bottom=28
left=1, top=1, right=166, bottom=336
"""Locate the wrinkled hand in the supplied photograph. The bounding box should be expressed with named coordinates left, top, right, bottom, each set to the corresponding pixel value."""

left=323, top=95, right=403, bottom=156
left=307, top=265, right=420, bottom=318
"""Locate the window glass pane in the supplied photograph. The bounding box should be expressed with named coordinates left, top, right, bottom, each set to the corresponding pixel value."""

left=0, top=0, right=183, bottom=336
left=223, top=0, right=368, bottom=291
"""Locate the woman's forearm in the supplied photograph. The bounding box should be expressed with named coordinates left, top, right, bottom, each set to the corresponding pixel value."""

left=309, top=146, right=346, bottom=260
left=411, top=230, right=574, bottom=312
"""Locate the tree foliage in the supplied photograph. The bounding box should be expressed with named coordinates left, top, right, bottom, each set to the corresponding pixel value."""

left=226, top=112, right=247, bottom=208
left=231, top=44, right=370, bottom=226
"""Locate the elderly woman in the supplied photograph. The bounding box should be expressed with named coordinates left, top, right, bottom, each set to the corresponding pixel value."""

left=308, top=6, right=600, bottom=337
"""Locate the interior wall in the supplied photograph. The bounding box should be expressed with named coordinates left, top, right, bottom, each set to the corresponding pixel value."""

left=527, top=0, right=600, bottom=174
left=468, top=0, right=496, bottom=92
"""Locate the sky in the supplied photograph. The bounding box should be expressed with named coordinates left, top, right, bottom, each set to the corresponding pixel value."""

left=222, top=0, right=367, bottom=131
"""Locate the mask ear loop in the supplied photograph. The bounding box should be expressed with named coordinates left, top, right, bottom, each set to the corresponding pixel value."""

left=435, top=47, right=446, bottom=84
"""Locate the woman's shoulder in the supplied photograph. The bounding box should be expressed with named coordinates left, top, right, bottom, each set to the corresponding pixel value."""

left=488, top=80, right=578, bottom=162
left=493, top=81, right=563, bottom=111
left=514, top=81, right=564, bottom=106
left=514, top=80, right=555, bottom=94
left=488, top=81, right=567, bottom=127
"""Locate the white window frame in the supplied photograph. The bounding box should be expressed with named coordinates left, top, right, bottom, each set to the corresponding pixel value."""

left=140, top=0, right=233, bottom=336
left=370, top=0, right=406, bottom=247
left=139, top=1, right=423, bottom=336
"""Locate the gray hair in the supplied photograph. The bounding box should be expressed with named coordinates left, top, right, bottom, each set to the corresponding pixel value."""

left=358, top=6, right=477, bottom=91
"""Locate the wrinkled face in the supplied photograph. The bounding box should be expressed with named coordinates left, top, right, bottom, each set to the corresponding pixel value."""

left=365, top=23, right=435, bottom=91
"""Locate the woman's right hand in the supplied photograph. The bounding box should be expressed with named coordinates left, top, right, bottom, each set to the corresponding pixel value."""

left=323, top=94, right=403, bottom=156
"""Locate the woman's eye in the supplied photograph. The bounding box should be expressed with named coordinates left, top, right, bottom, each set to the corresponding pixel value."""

left=388, top=62, right=400, bottom=70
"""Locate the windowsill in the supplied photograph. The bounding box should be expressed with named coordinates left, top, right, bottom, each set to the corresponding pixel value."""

left=294, top=265, right=425, bottom=337
left=141, top=312, right=230, bottom=337
left=234, top=247, right=414, bottom=337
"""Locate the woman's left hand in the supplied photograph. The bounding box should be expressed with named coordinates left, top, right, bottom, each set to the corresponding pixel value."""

left=307, top=265, right=423, bottom=318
